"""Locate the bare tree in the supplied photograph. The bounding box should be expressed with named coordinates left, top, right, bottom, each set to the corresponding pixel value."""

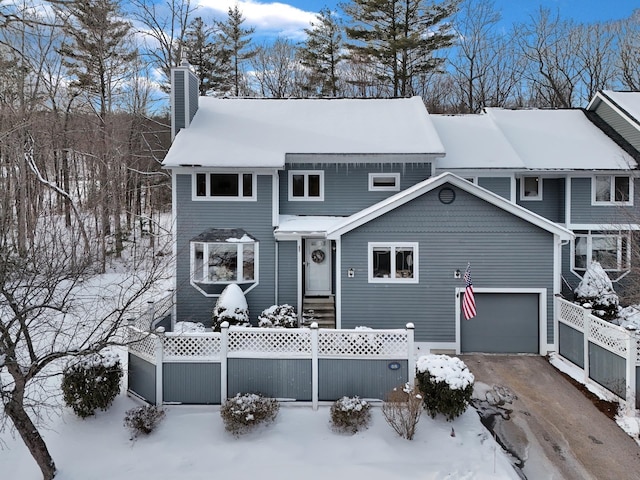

left=575, top=22, right=617, bottom=105
left=251, top=38, right=302, bottom=98
left=449, top=0, right=502, bottom=112
left=516, top=8, right=583, bottom=108
left=129, top=0, right=196, bottom=92
left=617, top=10, right=640, bottom=91
left=0, top=204, right=171, bottom=479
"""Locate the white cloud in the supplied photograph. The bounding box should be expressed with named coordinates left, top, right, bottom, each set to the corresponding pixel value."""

left=196, top=0, right=316, bottom=36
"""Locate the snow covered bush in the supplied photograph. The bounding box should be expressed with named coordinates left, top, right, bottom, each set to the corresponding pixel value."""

left=174, top=321, right=206, bottom=333
left=211, top=284, right=250, bottom=332
left=220, top=393, right=280, bottom=436
left=382, top=383, right=423, bottom=440
left=574, top=261, right=619, bottom=321
left=124, top=405, right=166, bottom=439
left=61, top=350, right=123, bottom=419
left=258, top=304, right=298, bottom=328
left=330, top=396, right=371, bottom=434
left=415, top=355, right=474, bottom=422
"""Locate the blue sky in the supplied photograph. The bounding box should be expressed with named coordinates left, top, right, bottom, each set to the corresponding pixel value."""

left=196, top=0, right=639, bottom=40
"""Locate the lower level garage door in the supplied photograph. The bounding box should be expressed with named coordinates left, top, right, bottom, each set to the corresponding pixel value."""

left=460, top=293, right=539, bottom=354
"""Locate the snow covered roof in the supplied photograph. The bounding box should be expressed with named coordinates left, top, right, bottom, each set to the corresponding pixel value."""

left=602, top=91, right=640, bottom=122
left=163, top=97, right=445, bottom=169
left=589, top=91, right=640, bottom=128
left=327, top=172, right=573, bottom=240
left=431, top=114, right=525, bottom=169
left=486, top=108, right=636, bottom=170
left=274, top=215, right=346, bottom=239
left=432, top=108, right=635, bottom=171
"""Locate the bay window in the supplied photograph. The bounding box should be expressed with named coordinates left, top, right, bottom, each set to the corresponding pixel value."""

left=573, top=231, right=630, bottom=277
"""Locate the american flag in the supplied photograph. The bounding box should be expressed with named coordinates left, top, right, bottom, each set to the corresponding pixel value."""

left=462, top=263, right=476, bottom=320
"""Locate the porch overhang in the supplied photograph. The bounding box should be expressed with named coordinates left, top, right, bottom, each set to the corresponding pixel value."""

left=274, top=215, right=346, bottom=240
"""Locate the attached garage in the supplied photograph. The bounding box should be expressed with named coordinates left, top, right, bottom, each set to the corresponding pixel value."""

left=458, top=289, right=546, bottom=354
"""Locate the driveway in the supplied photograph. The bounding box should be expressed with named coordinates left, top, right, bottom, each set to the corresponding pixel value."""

left=461, top=355, right=640, bottom=479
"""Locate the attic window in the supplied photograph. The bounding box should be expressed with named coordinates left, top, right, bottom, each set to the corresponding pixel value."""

left=193, top=172, right=256, bottom=201
left=520, top=176, right=542, bottom=200
left=369, top=173, right=400, bottom=191
left=592, top=175, right=632, bottom=205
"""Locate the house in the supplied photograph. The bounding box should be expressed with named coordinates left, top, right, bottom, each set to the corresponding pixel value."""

left=162, top=62, right=593, bottom=356
left=431, top=105, right=640, bottom=299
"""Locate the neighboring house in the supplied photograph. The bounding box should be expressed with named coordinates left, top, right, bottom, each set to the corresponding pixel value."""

left=431, top=106, right=640, bottom=299
left=163, top=63, right=579, bottom=356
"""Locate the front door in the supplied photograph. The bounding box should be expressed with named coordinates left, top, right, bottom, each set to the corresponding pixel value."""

left=304, top=239, right=332, bottom=295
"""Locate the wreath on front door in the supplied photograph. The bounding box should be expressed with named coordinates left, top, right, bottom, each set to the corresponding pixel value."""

left=311, top=249, right=325, bottom=264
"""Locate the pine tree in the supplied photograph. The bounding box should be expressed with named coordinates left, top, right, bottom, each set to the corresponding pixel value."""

left=183, top=17, right=228, bottom=96
left=55, top=0, right=137, bottom=268
left=343, top=0, right=458, bottom=97
left=216, top=4, right=255, bottom=96
left=299, top=7, right=344, bottom=96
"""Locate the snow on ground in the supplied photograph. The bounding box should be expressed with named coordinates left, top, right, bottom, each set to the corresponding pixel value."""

left=0, top=376, right=520, bottom=480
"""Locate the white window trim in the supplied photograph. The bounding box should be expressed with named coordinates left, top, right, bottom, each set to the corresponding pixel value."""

left=191, top=171, right=257, bottom=201
left=591, top=175, right=633, bottom=206
left=288, top=170, right=324, bottom=201
left=520, top=176, right=543, bottom=201
left=368, top=172, right=400, bottom=191
left=570, top=231, right=630, bottom=280
left=368, top=242, right=419, bottom=284
left=190, top=241, right=259, bottom=285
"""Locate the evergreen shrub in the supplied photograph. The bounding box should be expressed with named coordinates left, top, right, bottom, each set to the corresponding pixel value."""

left=258, top=304, right=298, bottom=328
left=61, top=351, right=123, bottom=418
left=415, top=355, right=474, bottom=422
left=330, top=396, right=371, bottom=434
left=220, top=393, right=280, bottom=435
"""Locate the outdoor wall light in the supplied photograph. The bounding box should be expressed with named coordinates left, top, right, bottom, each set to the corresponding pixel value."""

left=348, top=268, right=355, bottom=278
left=454, top=269, right=461, bottom=279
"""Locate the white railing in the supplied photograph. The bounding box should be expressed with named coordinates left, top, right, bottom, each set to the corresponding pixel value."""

left=556, top=297, right=638, bottom=412
left=130, top=292, right=174, bottom=332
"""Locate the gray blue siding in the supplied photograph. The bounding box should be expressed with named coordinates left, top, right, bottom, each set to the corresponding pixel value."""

left=277, top=241, right=297, bottom=307
left=570, top=177, right=640, bottom=225
left=593, top=100, right=640, bottom=152
left=163, top=363, right=221, bottom=404
left=339, top=185, right=555, bottom=343
left=174, top=173, right=276, bottom=326
left=478, top=177, right=511, bottom=199
left=588, top=343, right=625, bottom=398
left=558, top=322, right=584, bottom=367
left=227, top=358, right=312, bottom=400
left=128, top=354, right=156, bottom=404
left=318, top=359, right=408, bottom=401
left=517, top=178, right=565, bottom=223
left=188, top=71, right=198, bottom=124
left=172, top=72, right=185, bottom=133
left=280, top=160, right=431, bottom=216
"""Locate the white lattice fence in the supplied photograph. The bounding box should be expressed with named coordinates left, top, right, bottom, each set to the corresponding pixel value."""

left=128, top=327, right=158, bottom=363
left=227, top=327, right=312, bottom=356
left=588, top=315, right=628, bottom=357
left=163, top=333, right=221, bottom=360
left=558, top=298, right=585, bottom=330
left=318, top=329, right=408, bottom=358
